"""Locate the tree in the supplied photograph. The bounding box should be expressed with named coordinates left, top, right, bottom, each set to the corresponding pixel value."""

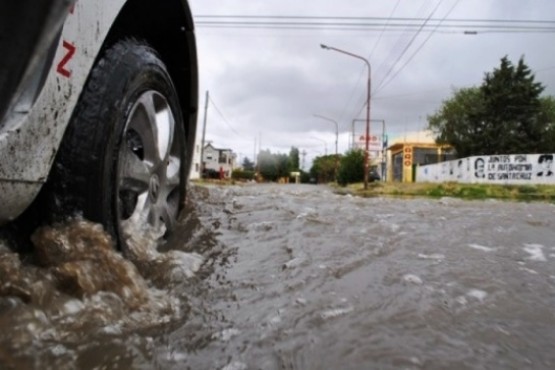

left=310, top=154, right=337, bottom=183
left=257, top=149, right=277, bottom=181
left=276, top=153, right=290, bottom=179
left=428, top=87, right=484, bottom=157
left=538, top=96, right=555, bottom=151
left=428, top=56, right=555, bottom=156
left=242, top=157, right=255, bottom=171
left=337, top=149, right=365, bottom=186
left=257, top=150, right=291, bottom=181
left=481, top=56, right=544, bottom=154
left=288, top=146, right=300, bottom=172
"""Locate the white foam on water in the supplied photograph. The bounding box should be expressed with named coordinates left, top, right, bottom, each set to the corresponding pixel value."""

left=387, top=223, right=401, bottom=233
left=269, top=315, right=282, bottom=325
left=249, top=221, right=274, bottom=232
left=519, top=267, right=538, bottom=275
left=409, top=357, right=423, bottom=366
left=165, top=350, right=188, bottom=362
left=99, top=324, right=122, bottom=335
left=213, top=328, right=241, bottom=342
left=122, top=211, right=205, bottom=282
left=320, top=306, right=354, bottom=320
left=467, top=243, right=496, bottom=252
left=466, top=289, right=488, bottom=302
left=523, top=244, right=547, bottom=261
left=283, top=257, right=305, bottom=269
left=456, top=296, right=468, bottom=306
left=403, top=274, right=423, bottom=285
left=50, top=344, right=69, bottom=356
left=163, top=250, right=204, bottom=280
left=63, top=299, right=85, bottom=315
left=222, top=362, right=248, bottom=370
left=418, top=253, right=445, bottom=260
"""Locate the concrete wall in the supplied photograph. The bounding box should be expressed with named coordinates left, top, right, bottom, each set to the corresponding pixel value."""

left=189, top=142, right=201, bottom=180
left=416, top=154, right=555, bottom=185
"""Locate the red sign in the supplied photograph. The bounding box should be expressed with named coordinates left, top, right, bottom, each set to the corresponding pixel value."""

left=356, top=134, right=382, bottom=152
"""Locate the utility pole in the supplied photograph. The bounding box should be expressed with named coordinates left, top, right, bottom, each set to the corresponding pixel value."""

left=253, top=136, right=257, bottom=170
left=199, top=90, right=209, bottom=178
left=301, top=150, right=307, bottom=171
left=381, top=120, right=387, bottom=182
left=320, top=44, right=371, bottom=189
left=255, top=132, right=261, bottom=176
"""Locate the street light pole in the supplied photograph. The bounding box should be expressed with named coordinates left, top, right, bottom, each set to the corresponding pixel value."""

left=321, top=44, right=371, bottom=189
left=313, top=114, right=339, bottom=180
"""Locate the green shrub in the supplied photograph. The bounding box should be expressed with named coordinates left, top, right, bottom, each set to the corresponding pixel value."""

left=232, top=169, right=255, bottom=181
left=337, top=149, right=364, bottom=186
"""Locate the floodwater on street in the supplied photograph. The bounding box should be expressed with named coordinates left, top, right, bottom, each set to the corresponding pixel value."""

left=1, top=183, right=555, bottom=369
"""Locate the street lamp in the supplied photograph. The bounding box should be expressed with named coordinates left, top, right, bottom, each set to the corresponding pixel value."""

left=321, top=43, right=372, bottom=189
left=313, top=114, right=339, bottom=179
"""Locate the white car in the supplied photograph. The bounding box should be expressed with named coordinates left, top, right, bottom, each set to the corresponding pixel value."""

left=0, top=0, right=198, bottom=250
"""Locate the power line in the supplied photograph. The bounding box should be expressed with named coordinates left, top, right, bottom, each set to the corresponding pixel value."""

left=348, top=0, right=448, bottom=117
left=195, top=15, right=555, bottom=24
left=369, top=0, right=402, bottom=59
left=336, top=0, right=402, bottom=125
left=208, top=95, right=245, bottom=139
left=375, top=0, right=461, bottom=95
left=350, top=1, right=446, bottom=119
left=348, top=1, right=443, bottom=118
left=374, top=0, right=446, bottom=93
left=194, top=15, right=555, bottom=33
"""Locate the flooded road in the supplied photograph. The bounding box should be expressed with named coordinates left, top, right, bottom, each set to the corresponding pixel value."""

left=2, top=183, right=555, bottom=369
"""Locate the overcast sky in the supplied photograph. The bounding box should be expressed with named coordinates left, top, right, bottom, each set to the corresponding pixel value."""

left=188, top=0, right=555, bottom=169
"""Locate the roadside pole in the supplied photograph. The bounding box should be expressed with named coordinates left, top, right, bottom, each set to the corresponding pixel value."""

left=200, top=90, right=209, bottom=178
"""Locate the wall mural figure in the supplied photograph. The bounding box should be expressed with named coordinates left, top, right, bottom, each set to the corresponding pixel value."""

left=537, top=154, right=553, bottom=177
left=474, top=158, right=485, bottom=178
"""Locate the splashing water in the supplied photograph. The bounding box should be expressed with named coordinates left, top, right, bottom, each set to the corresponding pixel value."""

left=0, top=191, right=211, bottom=369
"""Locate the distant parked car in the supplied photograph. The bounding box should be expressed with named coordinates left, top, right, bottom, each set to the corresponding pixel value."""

left=203, top=168, right=221, bottom=179
left=369, top=170, right=381, bottom=182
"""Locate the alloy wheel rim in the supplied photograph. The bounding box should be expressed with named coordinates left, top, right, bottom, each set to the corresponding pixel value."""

left=117, top=90, right=182, bottom=246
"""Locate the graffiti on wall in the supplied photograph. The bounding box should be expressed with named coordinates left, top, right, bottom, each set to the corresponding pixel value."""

left=417, top=154, right=555, bottom=184
left=478, top=155, right=534, bottom=181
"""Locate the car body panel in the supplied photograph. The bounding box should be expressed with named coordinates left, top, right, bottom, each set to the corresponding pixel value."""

left=0, top=0, right=198, bottom=224
left=0, top=0, right=126, bottom=224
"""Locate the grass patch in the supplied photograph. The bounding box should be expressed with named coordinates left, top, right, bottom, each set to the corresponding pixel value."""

left=334, top=182, right=555, bottom=203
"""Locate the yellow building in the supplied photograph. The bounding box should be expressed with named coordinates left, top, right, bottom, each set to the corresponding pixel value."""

left=386, top=131, right=453, bottom=182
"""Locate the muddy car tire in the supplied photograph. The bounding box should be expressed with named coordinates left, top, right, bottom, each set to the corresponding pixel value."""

left=46, top=39, right=188, bottom=252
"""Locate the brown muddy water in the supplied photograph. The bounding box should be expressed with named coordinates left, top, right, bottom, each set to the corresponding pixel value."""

left=1, top=183, right=555, bottom=369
